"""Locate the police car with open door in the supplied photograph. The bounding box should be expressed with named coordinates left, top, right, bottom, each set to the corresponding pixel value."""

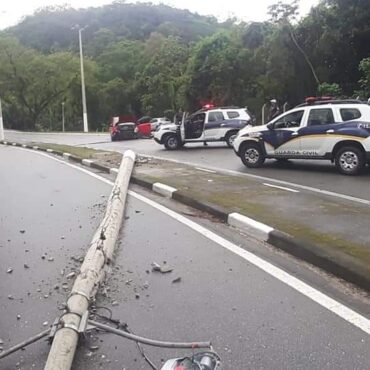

left=233, top=97, right=370, bottom=175
left=153, top=105, right=253, bottom=150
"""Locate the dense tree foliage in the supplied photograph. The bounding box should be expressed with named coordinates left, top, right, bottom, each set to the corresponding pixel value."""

left=0, top=0, right=369, bottom=131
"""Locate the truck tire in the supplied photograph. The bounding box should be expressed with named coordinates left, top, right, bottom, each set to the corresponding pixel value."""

left=335, top=146, right=365, bottom=175
left=240, top=142, right=265, bottom=168
left=225, top=131, right=238, bottom=148
left=164, top=134, right=181, bottom=150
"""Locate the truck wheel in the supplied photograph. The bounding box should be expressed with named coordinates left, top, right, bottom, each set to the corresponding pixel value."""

left=335, top=146, right=365, bottom=175
left=240, top=143, right=265, bottom=168
left=225, top=131, right=238, bottom=148
left=164, top=135, right=180, bottom=150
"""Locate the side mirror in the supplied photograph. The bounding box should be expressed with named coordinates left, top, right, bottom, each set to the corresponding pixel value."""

left=267, top=122, right=274, bottom=130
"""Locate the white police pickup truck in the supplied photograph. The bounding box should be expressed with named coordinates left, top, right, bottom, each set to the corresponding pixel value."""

left=153, top=106, right=253, bottom=150
left=233, top=98, right=370, bottom=175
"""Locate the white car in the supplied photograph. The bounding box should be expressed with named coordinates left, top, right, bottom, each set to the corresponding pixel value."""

left=150, top=117, right=172, bottom=131
left=233, top=98, right=370, bottom=175
left=154, top=106, right=253, bottom=150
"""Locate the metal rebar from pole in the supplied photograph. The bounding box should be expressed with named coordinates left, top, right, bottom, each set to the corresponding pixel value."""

left=88, top=320, right=211, bottom=349
left=0, top=329, right=50, bottom=359
left=79, top=28, right=88, bottom=133
left=44, top=150, right=136, bottom=370
left=0, top=97, right=4, bottom=141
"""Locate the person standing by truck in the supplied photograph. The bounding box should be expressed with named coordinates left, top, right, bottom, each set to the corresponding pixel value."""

left=175, top=108, right=184, bottom=125
left=268, top=99, right=280, bottom=121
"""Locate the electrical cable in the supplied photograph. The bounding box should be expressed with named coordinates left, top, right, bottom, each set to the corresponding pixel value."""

left=89, top=319, right=211, bottom=349
left=93, top=307, right=158, bottom=369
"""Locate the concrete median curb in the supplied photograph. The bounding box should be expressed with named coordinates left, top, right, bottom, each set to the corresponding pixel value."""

left=1, top=140, right=369, bottom=292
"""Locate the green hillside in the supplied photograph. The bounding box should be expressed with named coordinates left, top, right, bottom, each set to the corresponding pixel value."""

left=0, top=0, right=369, bottom=131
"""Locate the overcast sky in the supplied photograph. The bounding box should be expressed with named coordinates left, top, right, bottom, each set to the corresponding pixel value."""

left=0, top=0, right=319, bottom=30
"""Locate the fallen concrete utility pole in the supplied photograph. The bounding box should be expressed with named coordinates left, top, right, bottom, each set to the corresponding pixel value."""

left=44, top=150, right=136, bottom=370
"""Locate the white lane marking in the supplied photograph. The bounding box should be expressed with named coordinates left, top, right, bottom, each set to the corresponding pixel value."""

left=129, top=190, right=370, bottom=335
left=263, top=183, right=300, bottom=193
left=10, top=146, right=370, bottom=335
left=138, top=154, right=370, bottom=205
left=195, top=167, right=216, bottom=173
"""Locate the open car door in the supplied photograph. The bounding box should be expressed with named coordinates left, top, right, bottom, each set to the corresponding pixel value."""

left=180, top=112, right=188, bottom=141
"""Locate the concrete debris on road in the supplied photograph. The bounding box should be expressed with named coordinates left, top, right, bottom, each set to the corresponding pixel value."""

left=151, top=262, right=173, bottom=273
left=48, top=257, right=54, bottom=262
left=6, top=267, right=13, bottom=273
left=19, top=230, right=26, bottom=234
left=24, top=263, right=30, bottom=268
left=71, top=255, right=84, bottom=263
left=66, top=272, right=76, bottom=279
left=172, top=277, right=182, bottom=283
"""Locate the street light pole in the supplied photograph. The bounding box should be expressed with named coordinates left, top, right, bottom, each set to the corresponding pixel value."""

left=0, top=96, right=4, bottom=141
left=78, top=27, right=88, bottom=133
left=62, top=102, right=65, bottom=132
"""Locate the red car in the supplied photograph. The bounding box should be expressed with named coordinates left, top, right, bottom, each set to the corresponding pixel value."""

left=109, top=115, right=152, bottom=141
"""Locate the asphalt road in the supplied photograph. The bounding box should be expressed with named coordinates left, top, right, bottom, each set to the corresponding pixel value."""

left=1, top=145, right=370, bottom=369
left=4, top=130, right=370, bottom=201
